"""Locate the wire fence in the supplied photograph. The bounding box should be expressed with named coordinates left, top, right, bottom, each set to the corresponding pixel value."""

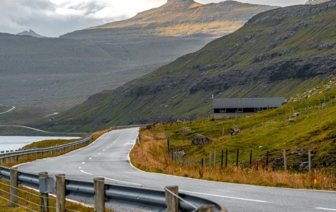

left=0, top=178, right=82, bottom=212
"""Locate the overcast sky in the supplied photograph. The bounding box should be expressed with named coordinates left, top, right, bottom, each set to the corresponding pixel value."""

left=0, top=0, right=307, bottom=37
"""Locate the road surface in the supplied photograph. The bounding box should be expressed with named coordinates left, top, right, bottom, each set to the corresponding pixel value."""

left=18, top=128, right=336, bottom=212
left=0, top=106, right=15, bottom=115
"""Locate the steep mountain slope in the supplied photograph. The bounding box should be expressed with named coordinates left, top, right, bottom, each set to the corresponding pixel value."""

left=40, top=1, right=336, bottom=132
left=1, top=0, right=276, bottom=116
left=42, top=1, right=336, bottom=133
left=62, top=0, right=277, bottom=72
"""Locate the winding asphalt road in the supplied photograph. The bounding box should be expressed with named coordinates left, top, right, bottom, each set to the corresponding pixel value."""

left=0, top=106, right=15, bottom=115
left=18, top=128, right=336, bottom=212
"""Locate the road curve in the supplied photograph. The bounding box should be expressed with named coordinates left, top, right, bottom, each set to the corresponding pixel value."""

left=0, top=106, right=15, bottom=115
left=18, top=128, right=336, bottom=212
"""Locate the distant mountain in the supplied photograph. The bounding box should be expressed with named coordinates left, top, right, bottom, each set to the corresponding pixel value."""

left=63, top=0, right=277, bottom=66
left=1, top=0, right=276, bottom=115
left=17, top=29, right=44, bottom=38
left=41, top=1, right=336, bottom=132
left=88, top=0, right=277, bottom=37
left=306, top=0, right=330, bottom=4
left=0, top=33, right=128, bottom=112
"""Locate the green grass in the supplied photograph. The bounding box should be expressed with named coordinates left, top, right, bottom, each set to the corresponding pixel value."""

left=164, top=79, right=336, bottom=169
left=132, top=124, right=335, bottom=190
left=37, top=3, right=336, bottom=133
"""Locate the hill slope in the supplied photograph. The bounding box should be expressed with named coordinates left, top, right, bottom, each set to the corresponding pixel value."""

left=0, top=33, right=130, bottom=111
left=62, top=0, right=276, bottom=71
left=39, top=1, right=336, bottom=132
left=89, top=0, right=276, bottom=37
left=1, top=0, right=276, bottom=117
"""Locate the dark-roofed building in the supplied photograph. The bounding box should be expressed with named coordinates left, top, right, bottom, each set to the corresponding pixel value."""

left=213, top=98, right=285, bottom=113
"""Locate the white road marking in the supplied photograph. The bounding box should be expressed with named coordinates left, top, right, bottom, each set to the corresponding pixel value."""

left=180, top=190, right=267, bottom=203
left=89, top=158, right=92, bottom=160
left=103, top=177, right=142, bottom=187
left=98, top=153, right=101, bottom=155
left=317, top=207, right=336, bottom=211
left=82, top=162, right=85, bottom=164
left=80, top=170, right=93, bottom=175
left=78, top=167, right=81, bottom=169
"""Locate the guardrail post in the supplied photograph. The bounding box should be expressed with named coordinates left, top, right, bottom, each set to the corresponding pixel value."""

left=165, top=186, right=178, bottom=212
left=39, top=172, right=49, bottom=212
left=94, top=177, right=105, bottom=212
left=198, top=205, right=215, bottom=212
left=10, top=167, right=18, bottom=207
left=56, top=174, right=65, bottom=212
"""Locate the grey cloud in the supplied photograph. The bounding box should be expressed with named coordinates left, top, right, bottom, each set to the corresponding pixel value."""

left=14, top=0, right=56, bottom=10
left=0, top=0, right=308, bottom=37
left=0, top=0, right=125, bottom=37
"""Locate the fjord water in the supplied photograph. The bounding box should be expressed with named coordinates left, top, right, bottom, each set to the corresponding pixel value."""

left=0, top=136, right=80, bottom=152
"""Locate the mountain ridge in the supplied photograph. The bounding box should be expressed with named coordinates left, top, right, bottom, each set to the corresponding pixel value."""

left=86, top=0, right=278, bottom=37
left=40, top=1, right=336, bottom=132
left=0, top=1, right=278, bottom=129
left=17, top=29, right=44, bottom=38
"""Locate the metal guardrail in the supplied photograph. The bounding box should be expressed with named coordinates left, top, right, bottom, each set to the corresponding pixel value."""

left=0, top=137, right=91, bottom=160
left=0, top=166, right=223, bottom=211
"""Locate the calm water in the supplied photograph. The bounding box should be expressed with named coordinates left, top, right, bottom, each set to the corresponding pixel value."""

left=0, top=136, right=80, bottom=152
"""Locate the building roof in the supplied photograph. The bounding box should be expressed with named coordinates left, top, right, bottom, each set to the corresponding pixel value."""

left=213, top=98, right=285, bottom=109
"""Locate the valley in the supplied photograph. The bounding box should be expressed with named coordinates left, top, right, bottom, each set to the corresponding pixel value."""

left=0, top=0, right=276, bottom=128
left=40, top=1, right=336, bottom=133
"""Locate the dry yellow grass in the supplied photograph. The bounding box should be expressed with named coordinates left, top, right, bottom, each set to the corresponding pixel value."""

left=0, top=178, right=113, bottom=212
left=91, top=129, right=112, bottom=142
left=130, top=124, right=335, bottom=190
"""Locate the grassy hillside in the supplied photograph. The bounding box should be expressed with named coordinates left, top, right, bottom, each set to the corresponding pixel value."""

left=38, top=1, right=336, bottom=133
left=129, top=79, right=336, bottom=189
left=1, top=1, right=276, bottom=131
left=164, top=78, right=336, bottom=169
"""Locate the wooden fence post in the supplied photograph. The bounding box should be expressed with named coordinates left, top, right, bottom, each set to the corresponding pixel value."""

left=221, top=150, right=224, bottom=168
left=10, top=167, right=18, bottom=207
left=56, top=174, right=65, bottom=212
left=94, top=177, right=105, bottom=212
left=39, top=172, right=49, bottom=212
left=225, top=149, right=228, bottom=168
left=266, top=151, right=269, bottom=168
left=236, top=149, right=239, bottom=167
left=214, top=149, right=216, bottom=168
left=165, top=186, right=178, bottom=212
left=250, top=150, right=252, bottom=166
left=308, top=150, right=312, bottom=172
left=283, top=150, right=287, bottom=170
